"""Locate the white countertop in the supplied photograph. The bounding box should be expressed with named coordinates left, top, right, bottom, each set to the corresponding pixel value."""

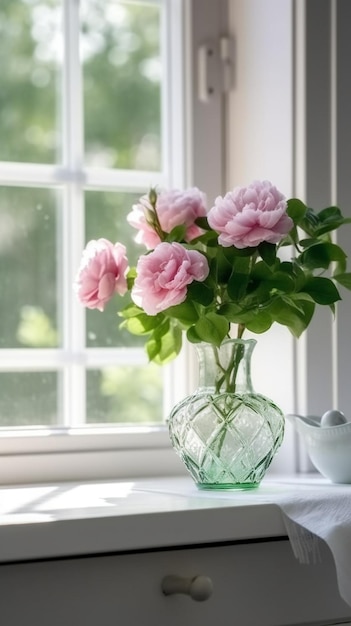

left=0, top=474, right=331, bottom=563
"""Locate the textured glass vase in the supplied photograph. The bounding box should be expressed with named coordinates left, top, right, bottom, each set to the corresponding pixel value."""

left=168, top=338, right=285, bottom=490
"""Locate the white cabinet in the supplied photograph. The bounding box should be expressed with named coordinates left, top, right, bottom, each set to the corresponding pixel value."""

left=1, top=538, right=350, bottom=626
left=1, top=477, right=351, bottom=626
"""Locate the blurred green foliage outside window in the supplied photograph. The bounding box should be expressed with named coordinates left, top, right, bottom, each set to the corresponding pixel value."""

left=0, top=0, right=164, bottom=427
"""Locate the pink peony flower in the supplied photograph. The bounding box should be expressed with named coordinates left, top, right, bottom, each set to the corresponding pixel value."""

left=131, top=241, right=209, bottom=315
left=74, top=238, right=129, bottom=311
left=207, top=180, right=293, bottom=249
left=127, top=187, right=207, bottom=249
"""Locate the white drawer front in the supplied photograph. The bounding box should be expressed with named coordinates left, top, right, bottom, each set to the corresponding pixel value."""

left=0, top=539, right=350, bottom=626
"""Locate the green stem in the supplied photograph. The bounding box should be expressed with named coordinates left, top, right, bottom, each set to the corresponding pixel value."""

left=230, top=342, right=245, bottom=393
left=212, top=340, right=245, bottom=394
left=152, top=207, right=165, bottom=241
left=212, top=345, right=226, bottom=393
left=237, top=323, right=246, bottom=339
left=147, top=189, right=165, bottom=241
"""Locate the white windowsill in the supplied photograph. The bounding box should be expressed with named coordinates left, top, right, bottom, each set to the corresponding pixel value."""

left=0, top=473, right=327, bottom=564
left=0, top=426, right=190, bottom=485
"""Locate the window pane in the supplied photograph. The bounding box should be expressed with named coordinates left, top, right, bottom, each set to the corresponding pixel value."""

left=82, top=0, right=161, bottom=170
left=86, top=365, right=163, bottom=424
left=0, top=187, right=59, bottom=348
left=0, top=372, right=58, bottom=427
left=85, top=189, right=143, bottom=348
left=0, top=0, right=61, bottom=163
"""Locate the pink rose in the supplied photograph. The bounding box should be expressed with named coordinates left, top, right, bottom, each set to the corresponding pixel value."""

left=127, top=187, right=207, bottom=249
left=207, top=180, right=293, bottom=248
left=74, top=238, right=128, bottom=311
left=131, top=241, right=209, bottom=315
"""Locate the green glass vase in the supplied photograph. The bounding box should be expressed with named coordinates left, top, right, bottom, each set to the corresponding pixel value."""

left=168, top=338, right=285, bottom=490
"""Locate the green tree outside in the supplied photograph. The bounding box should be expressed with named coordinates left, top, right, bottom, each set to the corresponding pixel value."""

left=0, top=0, right=163, bottom=426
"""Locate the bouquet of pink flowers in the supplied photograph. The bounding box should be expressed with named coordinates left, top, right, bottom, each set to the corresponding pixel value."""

left=75, top=180, right=351, bottom=364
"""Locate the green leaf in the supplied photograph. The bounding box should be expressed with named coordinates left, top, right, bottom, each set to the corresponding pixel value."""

left=267, top=298, right=315, bottom=337
left=280, top=294, right=306, bottom=315
left=217, top=303, right=242, bottom=321
left=289, top=292, right=315, bottom=304
left=217, top=305, right=256, bottom=325
left=191, top=230, right=218, bottom=246
left=118, top=302, right=144, bottom=319
left=186, top=326, right=202, bottom=344
left=126, top=267, right=137, bottom=290
left=251, top=261, right=273, bottom=280
left=258, top=241, right=277, bottom=266
left=186, top=281, right=214, bottom=306
left=266, top=271, right=295, bottom=293
left=222, top=245, right=256, bottom=262
left=227, top=257, right=251, bottom=301
left=151, top=318, right=170, bottom=340
left=120, top=312, right=163, bottom=335
left=227, top=272, right=250, bottom=301
left=146, top=323, right=182, bottom=364
left=247, top=261, right=274, bottom=301
left=299, top=207, right=320, bottom=236
left=280, top=226, right=298, bottom=246
left=287, top=198, right=307, bottom=224
left=302, top=277, right=341, bottom=305
left=215, top=248, right=234, bottom=284
left=333, top=272, right=351, bottom=290
left=245, top=279, right=271, bottom=305
left=299, top=238, right=318, bottom=248
left=279, top=261, right=295, bottom=274
left=313, top=206, right=351, bottom=236
left=299, top=242, right=347, bottom=271
left=246, top=311, right=273, bottom=334
left=234, top=256, right=252, bottom=274
left=191, top=312, right=229, bottom=346
left=166, top=300, right=199, bottom=325
left=298, top=205, right=351, bottom=237
left=279, top=261, right=305, bottom=289
left=146, top=336, right=161, bottom=361
left=290, top=262, right=307, bottom=291
left=165, top=224, right=187, bottom=242
left=318, top=206, right=344, bottom=222
left=126, top=267, right=137, bottom=280
left=194, top=216, right=211, bottom=230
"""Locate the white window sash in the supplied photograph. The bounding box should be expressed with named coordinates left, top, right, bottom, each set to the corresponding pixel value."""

left=0, top=0, right=227, bottom=484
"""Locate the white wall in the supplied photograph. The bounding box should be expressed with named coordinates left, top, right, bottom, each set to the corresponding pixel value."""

left=227, top=0, right=293, bottom=194
left=227, top=0, right=296, bottom=472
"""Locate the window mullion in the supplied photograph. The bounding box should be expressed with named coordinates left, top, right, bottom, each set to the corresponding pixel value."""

left=84, top=168, right=166, bottom=191
left=63, top=0, right=84, bottom=169
left=0, top=163, right=61, bottom=187
left=162, top=0, right=186, bottom=187
left=61, top=0, right=85, bottom=427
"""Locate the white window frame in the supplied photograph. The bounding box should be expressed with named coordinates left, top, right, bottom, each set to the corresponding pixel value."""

left=9, top=0, right=347, bottom=484
left=292, top=0, right=351, bottom=471
left=0, top=0, right=228, bottom=484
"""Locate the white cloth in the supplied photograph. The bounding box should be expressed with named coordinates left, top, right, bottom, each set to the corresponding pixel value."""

left=274, top=483, right=351, bottom=608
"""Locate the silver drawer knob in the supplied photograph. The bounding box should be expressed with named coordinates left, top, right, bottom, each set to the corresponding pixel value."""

left=161, top=575, right=213, bottom=602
